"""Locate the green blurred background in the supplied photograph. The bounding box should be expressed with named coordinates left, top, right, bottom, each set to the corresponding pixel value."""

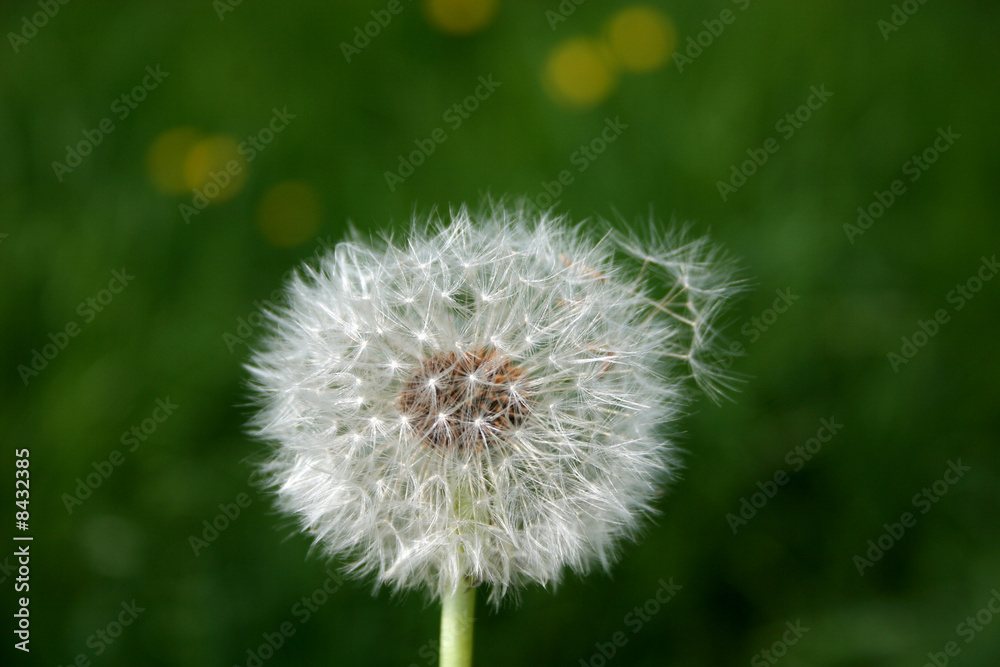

left=3, top=0, right=999, bottom=665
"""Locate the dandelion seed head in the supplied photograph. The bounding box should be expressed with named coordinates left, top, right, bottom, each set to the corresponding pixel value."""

left=248, top=203, right=737, bottom=604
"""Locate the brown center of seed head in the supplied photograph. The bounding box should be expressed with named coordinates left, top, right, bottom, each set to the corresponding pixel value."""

left=398, top=347, right=530, bottom=450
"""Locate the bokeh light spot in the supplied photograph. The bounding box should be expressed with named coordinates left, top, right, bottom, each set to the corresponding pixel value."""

left=544, top=38, right=618, bottom=108
left=605, top=6, right=677, bottom=73
left=424, top=0, right=499, bottom=36
left=146, top=127, right=203, bottom=195
left=183, top=135, right=248, bottom=204
left=257, top=181, right=322, bottom=248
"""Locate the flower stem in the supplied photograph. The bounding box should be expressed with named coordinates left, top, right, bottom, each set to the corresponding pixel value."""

left=439, top=580, right=476, bottom=667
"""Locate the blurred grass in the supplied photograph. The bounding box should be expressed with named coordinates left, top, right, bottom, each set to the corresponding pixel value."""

left=2, top=0, right=999, bottom=665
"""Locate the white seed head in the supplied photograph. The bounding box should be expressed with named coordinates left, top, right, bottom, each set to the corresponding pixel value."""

left=248, top=203, right=737, bottom=605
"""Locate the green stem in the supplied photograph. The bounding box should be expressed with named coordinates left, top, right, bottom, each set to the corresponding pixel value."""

left=439, top=579, right=476, bottom=667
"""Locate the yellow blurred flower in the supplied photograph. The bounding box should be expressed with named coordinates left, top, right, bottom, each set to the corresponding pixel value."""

left=183, top=135, right=248, bottom=204
left=424, top=0, right=499, bottom=35
left=543, top=38, right=618, bottom=108
left=146, top=127, right=203, bottom=196
left=605, top=6, right=677, bottom=72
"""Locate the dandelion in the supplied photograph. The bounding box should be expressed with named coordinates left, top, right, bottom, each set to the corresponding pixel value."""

left=248, top=203, right=737, bottom=667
